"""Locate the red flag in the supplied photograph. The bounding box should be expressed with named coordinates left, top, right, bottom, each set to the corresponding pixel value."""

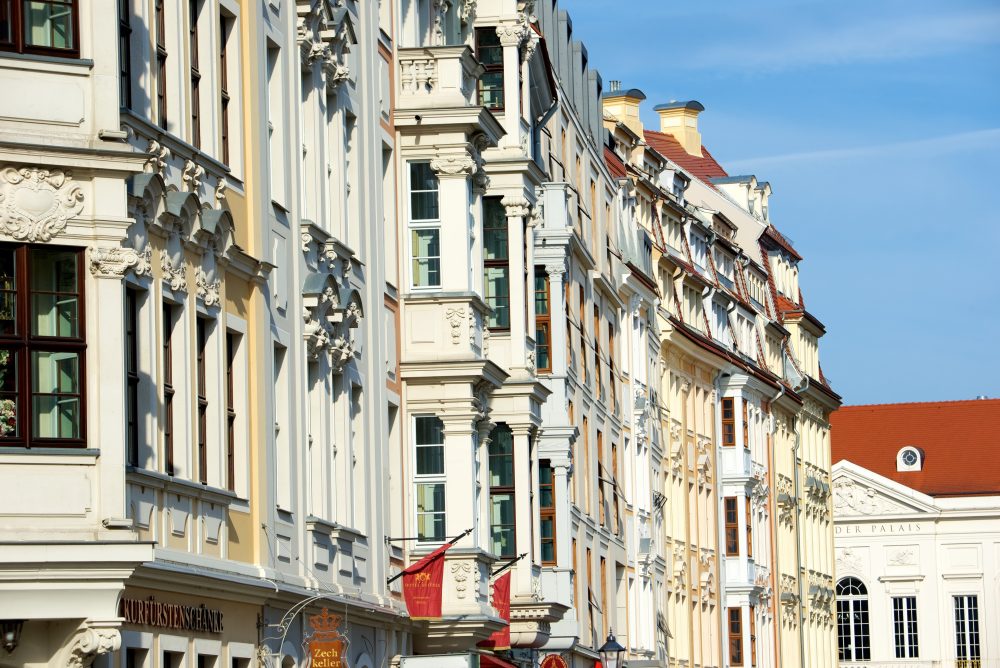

left=402, top=543, right=451, bottom=620
left=478, top=571, right=511, bottom=650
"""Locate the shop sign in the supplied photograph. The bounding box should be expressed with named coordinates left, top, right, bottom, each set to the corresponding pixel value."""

left=540, top=655, right=569, bottom=668
left=307, top=608, right=348, bottom=668
left=119, top=597, right=224, bottom=633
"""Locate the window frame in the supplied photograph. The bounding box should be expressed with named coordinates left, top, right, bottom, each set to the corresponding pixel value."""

left=487, top=423, right=516, bottom=559
left=482, top=197, right=510, bottom=329
left=195, top=317, right=209, bottom=484
left=0, top=0, right=81, bottom=58
left=154, top=0, right=168, bottom=129
left=533, top=268, right=551, bottom=373
left=0, top=244, right=87, bottom=449
left=538, top=458, right=556, bottom=565
left=125, top=288, right=140, bottom=465
left=721, top=397, right=736, bottom=447
left=954, top=594, right=981, bottom=667
left=118, top=0, right=133, bottom=109
left=407, top=162, right=441, bottom=290
left=892, top=595, right=919, bottom=659
left=728, top=608, right=744, bottom=667
left=724, top=497, right=739, bottom=556
left=836, top=577, right=871, bottom=661
left=474, top=26, right=504, bottom=111
left=162, top=302, right=177, bottom=476
left=188, top=0, right=202, bottom=148
left=413, top=414, right=446, bottom=542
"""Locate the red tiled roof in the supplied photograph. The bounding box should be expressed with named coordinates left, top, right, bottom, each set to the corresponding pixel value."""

left=762, top=225, right=802, bottom=261
left=604, top=146, right=627, bottom=179
left=831, top=399, right=1000, bottom=498
left=643, top=130, right=728, bottom=185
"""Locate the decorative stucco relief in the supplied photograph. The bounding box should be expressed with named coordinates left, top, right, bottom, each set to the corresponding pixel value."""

left=89, top=246, right=151, bottom=279
left=0, top=166, right=84, bottom=242
left=833, top=477, right=911, bottom=516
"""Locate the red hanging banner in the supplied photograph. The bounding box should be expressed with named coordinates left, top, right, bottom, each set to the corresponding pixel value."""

left=478, top=571, right=511, bottom=651
left=402, top=543, right=452, bottom=620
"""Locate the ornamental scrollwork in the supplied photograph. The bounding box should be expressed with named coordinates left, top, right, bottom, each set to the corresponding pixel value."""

left=89, top=246, right=150, bottom=279
left=0, top=166, right=85, bottom=242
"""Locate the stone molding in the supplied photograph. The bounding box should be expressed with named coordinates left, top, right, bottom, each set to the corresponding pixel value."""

left=0, top=166, right=85, bottom=242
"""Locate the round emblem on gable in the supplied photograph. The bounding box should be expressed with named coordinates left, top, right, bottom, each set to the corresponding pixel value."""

left=541, top=655, right=569, bottom=668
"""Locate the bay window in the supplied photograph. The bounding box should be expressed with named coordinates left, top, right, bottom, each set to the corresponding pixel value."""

left=483, top=197, right=509, bottom=328
left=408, top=162, right=440, bottom=289
left=414, top=415, right=445, bottom=541
left=0, top=0, right=79, bottom=56
left=488, top=423, right=515, bottom=558
left=0, top=245, right=85, bottom=448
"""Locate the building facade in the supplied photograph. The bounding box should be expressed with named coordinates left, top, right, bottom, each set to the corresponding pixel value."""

left=0, top=1, right=839, bottom=667
left=832, top=399, right=1000, bottom=668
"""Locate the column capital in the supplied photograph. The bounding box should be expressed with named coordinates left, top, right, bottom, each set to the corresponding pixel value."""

left=430, top=154, right=476, bottom=178
left=89, top=246, right=153, bottom=279
left=501, top=195, right=532, bottom=218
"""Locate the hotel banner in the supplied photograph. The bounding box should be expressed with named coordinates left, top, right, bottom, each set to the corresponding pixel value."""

left=402, top=542, right=452, bottom=620
left=477, top=571, right=511, bottom=650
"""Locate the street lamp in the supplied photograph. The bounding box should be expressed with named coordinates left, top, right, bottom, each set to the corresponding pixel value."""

left=1, top=620, right=23, bottom=654
left=597, top=629, right=625, bottom=668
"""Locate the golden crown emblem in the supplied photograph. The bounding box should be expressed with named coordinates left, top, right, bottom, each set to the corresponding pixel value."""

left=309, top=608, right=343, bottom=636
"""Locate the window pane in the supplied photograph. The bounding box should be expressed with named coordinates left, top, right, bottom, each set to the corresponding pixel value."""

left=31, top=350, right=80, bottom=438
left=541, top=538, right=554, bottom=563
left=409, top=162, right=438, bottom=191
left=0, top=349, right=18, bottom=438
left=484, top=266, right=509, bottom=328
left=489, top=425, right=513, bottom=486
left=534, top=275, right=549, bottom=314
left=415, top=416, right=444, bottom=445
left=416, top=444, right=444, bottom=475
left=478, top=72, right=504, bottom=109
left=0, top=1, right=13, bottom=44
left=24, top=0, right=75, bottom=49
left=0, top=248, right=15, bottom=335
left=31, top=249, right=79, bottom=337
left=410, top=192, right=439, bottom=221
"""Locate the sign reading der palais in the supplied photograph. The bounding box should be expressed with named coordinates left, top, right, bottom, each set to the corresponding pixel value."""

left=835, top=522, right=922, bottom=536
left=120, top=597, right=224, bottom=633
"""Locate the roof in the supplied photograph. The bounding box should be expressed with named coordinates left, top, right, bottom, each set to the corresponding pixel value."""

left=831, top=399, right=1000, bottom=498
left=643, top=129, right=728, bottom=186
left=604, top=146, right=627, bottom=179
left=653, top=100, right=705, bottom=112
left=761, top=224, right=802, bottom=261
left=603, top=87, right=646, bottom=100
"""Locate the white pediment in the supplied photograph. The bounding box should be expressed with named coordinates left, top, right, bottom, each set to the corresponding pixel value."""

left=832, top=460, right=938, bottom=518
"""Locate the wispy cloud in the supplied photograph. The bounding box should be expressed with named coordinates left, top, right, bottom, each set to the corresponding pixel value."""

left=726, top=128, right=1000, bottom=169
left=686, top=10, right=1000, bottom=71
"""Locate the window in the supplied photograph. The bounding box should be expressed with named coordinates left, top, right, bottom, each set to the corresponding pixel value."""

left=475, top=27, right=503, bottom=110
left=743, top=401, right=750, bottom=449
left=597, top=430, right=605, bottom=526
left=728, top=608, right=744, bottom=666
left=724, top=497, right=738, bottom=555
left=414, top=416, right=445, bottom=541
left=954, top=595, right=980, bottom=668
left=836, top=577, right=871, bottom=661
left=483, top=198, right=509, bottom=328
left=196, top=318, right=209, bottom=484
left=118, top=0, right=132, bottom=108
left=155, top=0, right=168, bottom=129
left=162, top=304, right=177, bottom=475
left=408, top=162, right=440, bottom=289
left=488, top=423, right=515, bottom=558
left=749, top=607, right=757, bottom=667
left=690, top=232, right=708, bottom=270
left=539, top=459, right=556, bottom=564
left=611, top=442, right=619, bottom=533
left=534, top=269, right=551, bottom=372
left=125, top=289, right=140, bottom=466
left=219, top=13, right=233, bottom=164
left=593, top=305, right=601, bottom=396
left=0, top=245, right=85, bottom=448
left=893, top=596, right=918, bottom=658
left=578, top=285, right=586, bottom=379
left=745, top=496, right=753, bottom=558
left=0, top=0, right=79, bottom=56
left=608, top=321, right=616, bottom=412
left=225, top=331, right=238, bottom=491
left=189, top=0, right=202, bottom=148
left=721, top=398, right=735, bottom=446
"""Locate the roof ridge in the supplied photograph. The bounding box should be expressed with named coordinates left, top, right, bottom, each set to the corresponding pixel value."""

left=839, top=398, right=1000, bottom=409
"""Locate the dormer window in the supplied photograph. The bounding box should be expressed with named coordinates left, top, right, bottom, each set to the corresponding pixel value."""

left=896, top=446, right=923, bottom=472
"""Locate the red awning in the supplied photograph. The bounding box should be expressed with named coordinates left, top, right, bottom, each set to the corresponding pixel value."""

left=479, top=655, right=519, bottom=668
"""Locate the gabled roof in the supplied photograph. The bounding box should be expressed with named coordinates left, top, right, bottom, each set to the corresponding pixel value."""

left=643, top=130, right=728, bottom=186
left=831, top=399, right=1000, bottom=498
left=604, top=146, right=627, bottom=179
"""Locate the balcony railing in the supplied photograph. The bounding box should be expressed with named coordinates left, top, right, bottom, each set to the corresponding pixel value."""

left=397, top=45, right=483, bottom=109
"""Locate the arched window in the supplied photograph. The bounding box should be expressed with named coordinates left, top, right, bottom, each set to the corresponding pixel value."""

left=488, top=423, right=515, bottom=558
left=837, top=577, right=871, bottom=661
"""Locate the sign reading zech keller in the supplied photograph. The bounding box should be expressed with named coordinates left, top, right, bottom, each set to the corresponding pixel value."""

left=306, top=608, right=348, bottom=668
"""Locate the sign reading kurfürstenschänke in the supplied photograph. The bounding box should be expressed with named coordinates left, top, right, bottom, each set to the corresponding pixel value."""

left=119, top=597, right=224, bottom=633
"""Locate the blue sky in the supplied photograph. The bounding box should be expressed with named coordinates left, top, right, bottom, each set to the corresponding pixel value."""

left=565, top=0, right=1000, bottom=405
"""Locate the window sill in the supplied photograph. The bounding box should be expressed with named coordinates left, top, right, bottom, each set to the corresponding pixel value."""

left=126, top=466, right=243, bottom=506
left=0, top=50, right=92, bottom=72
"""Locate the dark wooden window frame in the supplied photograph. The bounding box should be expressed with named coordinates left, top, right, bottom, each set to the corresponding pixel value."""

left=118, top=0, right=132, bottom=109
left=724, top=496, right=739, bottom=556
left=539, top=458, right=556, bottom=565
left=474, top=26, right=504, bottom=111
left=219, top=12, right=232, bottom=165
left=189, top=0, right=202, bottom=148
left=533, top=268, right=551, bottom=373
left=155, top=0, right=168, bottom=129
left=721, top=397, right=736, bottom=446
left=746, top=496, right=753, bottom=558
left=225, top=330, right=237, bottom=491
left=162, top=303, right=176, bottom=475
left=482, top=197, right=509, bottom=330
left=125, top=288, right=140, bottom=465
left=0, top=0, right=81, bottom=57
left=196, top=317, right=208, bottom=484
left=728, top=608, right=744, bottom=666
left=0, top=244, right=86, bottom=449
left=488, top=422, right=516, bottom=559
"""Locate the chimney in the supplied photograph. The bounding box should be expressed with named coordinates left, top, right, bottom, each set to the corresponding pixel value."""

left=602, top=85, right=646, bottom=136
left=654, top=100, right=705, bottom=157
